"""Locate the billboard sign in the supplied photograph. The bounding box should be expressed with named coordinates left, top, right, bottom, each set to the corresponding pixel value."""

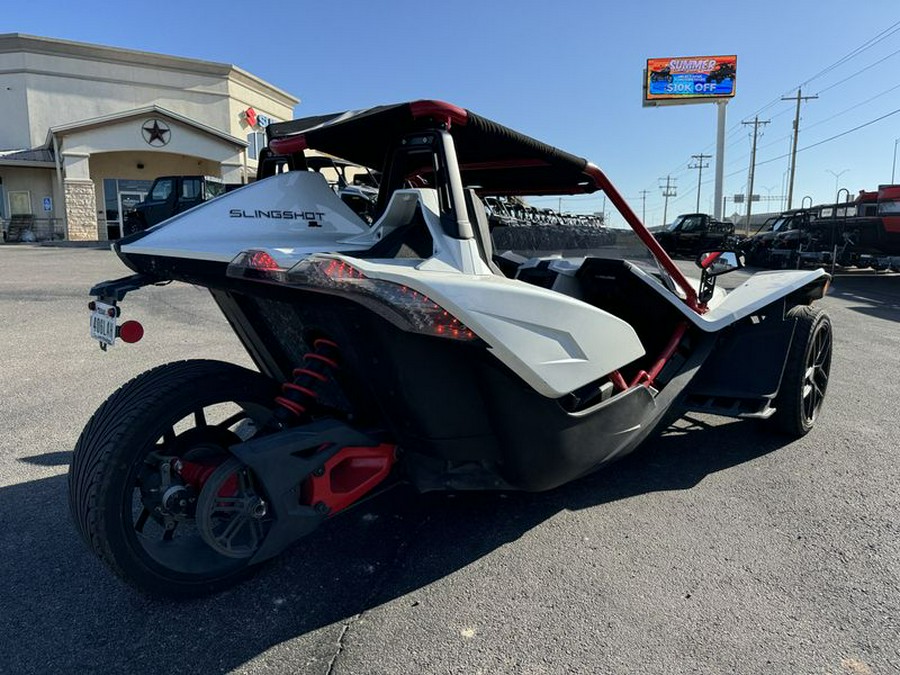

left=644, top=55, right=736, bottom=105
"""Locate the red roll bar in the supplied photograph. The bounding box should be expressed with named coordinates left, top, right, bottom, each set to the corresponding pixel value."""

left=584, top=164, right=703, bottom=313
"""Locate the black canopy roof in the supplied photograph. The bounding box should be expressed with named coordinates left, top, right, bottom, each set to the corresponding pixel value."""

left=266, top=101, right=596, bottom=195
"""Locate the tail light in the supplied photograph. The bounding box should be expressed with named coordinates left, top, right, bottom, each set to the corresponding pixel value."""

left=226, top=250, right=288, bottom=282
left=289, top=259, right=477, bottom=341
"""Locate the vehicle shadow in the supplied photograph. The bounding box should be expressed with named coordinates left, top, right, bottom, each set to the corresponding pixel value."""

left=829, top=272, right=900, bottom=324
left=0, top=416, right=789, bottom=675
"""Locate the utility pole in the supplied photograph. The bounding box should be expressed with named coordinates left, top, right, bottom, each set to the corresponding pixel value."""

left=659, top=176, right=677, bottom=226
left=742, top=116, right=769, bottom=230
left=638, top=189, right=650, bottom=224
left=688, top=153, right=711, bottom=212
left=782, top=88, right=818, bottom=209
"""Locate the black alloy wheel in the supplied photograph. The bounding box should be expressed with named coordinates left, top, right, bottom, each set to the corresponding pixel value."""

left=68, top=360, right=280, bottom=597
left=771, top=305, right=833, bottom=437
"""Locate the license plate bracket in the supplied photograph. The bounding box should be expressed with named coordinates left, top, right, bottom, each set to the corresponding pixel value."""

left=90, top=302, right=117, bottom=347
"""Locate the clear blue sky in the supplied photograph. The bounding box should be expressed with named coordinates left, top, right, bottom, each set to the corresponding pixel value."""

left=7, top=0, right=900, bottom=226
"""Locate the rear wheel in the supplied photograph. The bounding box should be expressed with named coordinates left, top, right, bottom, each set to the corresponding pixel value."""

left=68, top=360, right=279, bottom=597
left=771, top=306, right=832, bottom=437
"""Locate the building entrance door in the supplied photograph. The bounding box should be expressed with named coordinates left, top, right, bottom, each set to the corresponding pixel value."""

left=116, top=191, right=146, bottom=239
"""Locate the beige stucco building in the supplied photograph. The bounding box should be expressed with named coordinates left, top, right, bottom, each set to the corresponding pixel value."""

left=0, top=34, right=298, bottom=241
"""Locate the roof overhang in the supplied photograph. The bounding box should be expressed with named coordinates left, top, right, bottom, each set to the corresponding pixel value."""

left=0, top=148, right=55, bottom=168
left=46, top=104, right=247, bottom=149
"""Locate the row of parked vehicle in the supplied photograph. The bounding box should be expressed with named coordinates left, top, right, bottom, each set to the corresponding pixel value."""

left=483, top=197, right=617, bottom=250
left=656, top=185, right=900, bottom=272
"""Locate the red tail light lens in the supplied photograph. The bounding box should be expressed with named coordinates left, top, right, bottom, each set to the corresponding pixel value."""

left=226, top=250, right=288, bottom=282
left=289, top=259, right=477, bottom=341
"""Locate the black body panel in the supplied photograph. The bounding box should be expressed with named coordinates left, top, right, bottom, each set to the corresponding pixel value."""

left=684, top=300, right=795, bottom=411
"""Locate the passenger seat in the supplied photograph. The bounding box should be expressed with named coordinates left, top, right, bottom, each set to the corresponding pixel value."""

left=463, top=189, right=505, bottom=276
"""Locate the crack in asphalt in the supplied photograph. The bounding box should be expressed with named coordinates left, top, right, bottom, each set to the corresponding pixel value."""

left=323, top=512, right=433, bottom=675
left=324, top=622, right=351, bottom=675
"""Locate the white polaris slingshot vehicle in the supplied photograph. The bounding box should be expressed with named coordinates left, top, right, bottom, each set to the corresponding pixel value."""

left=70, top=100, right=832, bottom=596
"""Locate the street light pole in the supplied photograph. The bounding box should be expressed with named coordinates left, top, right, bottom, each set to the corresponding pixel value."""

left=892, top=138, right=899, bottom=184
left=826, top=169, right=849, bottom=199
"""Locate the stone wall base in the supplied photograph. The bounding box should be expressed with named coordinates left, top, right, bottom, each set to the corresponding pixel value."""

left=64, top=181, right=99, bottom=241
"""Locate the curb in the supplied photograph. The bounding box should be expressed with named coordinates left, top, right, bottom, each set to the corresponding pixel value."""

left=38, top=241, right=113, bottom=250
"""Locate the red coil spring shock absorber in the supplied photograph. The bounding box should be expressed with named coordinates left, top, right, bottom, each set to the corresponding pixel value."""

left=273, top=338, right=341, bottom=425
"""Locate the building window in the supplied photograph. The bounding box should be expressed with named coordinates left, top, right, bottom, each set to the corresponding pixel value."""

left=8, top=190, right=32, bottom=215
left=247, top=131, right=267, bottom=162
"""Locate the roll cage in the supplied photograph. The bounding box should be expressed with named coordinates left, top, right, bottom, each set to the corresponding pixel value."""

left=265, top=100, right=702, bottom=312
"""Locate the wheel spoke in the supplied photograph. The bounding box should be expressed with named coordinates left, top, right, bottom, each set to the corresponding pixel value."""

left=219, top=513, right=248, bottom=548
left=194, top=408, right=207, bottom=428
left=804, top=389, right=817, bottom=420
left=237, top=469, right=252, bottom=494
left=162, top=427, right=176, bottom=450
left=249, top=518, right=264, bottom=548
left=134, top=507, right=150, bottom=533
left=163, top=523, right=177, bottom=541
left=211, top=498, right=246, bottom=515
left=813, top=328, right=832, bottom=368
left=216, top=411, right=248, bottom=430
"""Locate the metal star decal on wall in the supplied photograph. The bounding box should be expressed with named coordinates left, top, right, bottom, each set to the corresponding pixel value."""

left=141, top=119, right=171, bottom=147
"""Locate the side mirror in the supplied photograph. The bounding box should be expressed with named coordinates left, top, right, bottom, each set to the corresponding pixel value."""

left=696, top=250, right=744, bottom=277
left=696, top=250, right=744, bottom=305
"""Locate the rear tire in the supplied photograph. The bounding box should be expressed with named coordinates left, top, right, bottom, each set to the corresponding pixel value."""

left=68, top=360, right=279, bottom=597
left=771, top=306, right=832, bottom=437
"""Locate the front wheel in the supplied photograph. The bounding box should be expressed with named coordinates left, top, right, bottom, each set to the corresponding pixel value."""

left=68, top=360, right=280, bottom=597
left=770, top=306, right=832, bottom=437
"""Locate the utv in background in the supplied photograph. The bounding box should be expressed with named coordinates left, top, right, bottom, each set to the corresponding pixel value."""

left=654, top=213, right=736, bottom=256
left=124, top=176, right=239, bottom=235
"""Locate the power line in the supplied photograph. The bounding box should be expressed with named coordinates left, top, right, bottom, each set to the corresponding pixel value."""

left=805, top=81, right=900, bottom=132
left=801, top=20, right=900, bottom=87
left=753, top=105, right=900, bottom=169
left=816, top=46, right=900, bottom=95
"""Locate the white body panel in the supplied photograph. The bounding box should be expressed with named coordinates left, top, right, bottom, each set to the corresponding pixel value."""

left=118, top=171, right=824, bottom=398
left=323, top=255, right=646, bottom=398
left=120, top=172, right=371, bottom=262
left=623, top=263, right=828, bottom=332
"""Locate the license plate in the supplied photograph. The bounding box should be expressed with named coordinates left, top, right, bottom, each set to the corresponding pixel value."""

left=90, top=304, right=117, bottom=347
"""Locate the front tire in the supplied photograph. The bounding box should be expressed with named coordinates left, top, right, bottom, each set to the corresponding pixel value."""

left=68, top=360, right=279, bottom=597
left=771, top=306, right=832, bottom=437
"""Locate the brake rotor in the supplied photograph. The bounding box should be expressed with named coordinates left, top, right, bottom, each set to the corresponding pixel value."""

left=195, top=457, right=269, bottom=559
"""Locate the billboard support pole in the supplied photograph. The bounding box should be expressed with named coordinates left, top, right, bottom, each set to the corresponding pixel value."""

left=713, top=100, right=727, bottom=220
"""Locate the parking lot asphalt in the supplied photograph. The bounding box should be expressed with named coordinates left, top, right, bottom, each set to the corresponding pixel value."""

left=0, top=244, right=898, bottom=675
